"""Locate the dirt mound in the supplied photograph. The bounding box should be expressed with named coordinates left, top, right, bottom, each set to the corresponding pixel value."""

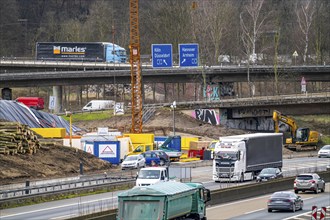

left=0, top=144, right=112, bottom=185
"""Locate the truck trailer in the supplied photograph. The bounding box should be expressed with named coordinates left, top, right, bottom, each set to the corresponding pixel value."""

left=36, top=42, right=127, bottom=63
left=212, top=133, right=283, bottom=182
left=117, top=181, right=211, bottom=220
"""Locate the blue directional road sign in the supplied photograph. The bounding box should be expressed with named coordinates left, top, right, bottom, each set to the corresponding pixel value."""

left=179, top=44, right=199, bottom=67
left=152, top=44, right=173, bottom=68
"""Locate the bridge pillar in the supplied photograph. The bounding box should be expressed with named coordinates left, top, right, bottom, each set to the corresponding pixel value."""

left=53, top=86, right=63, bottom=113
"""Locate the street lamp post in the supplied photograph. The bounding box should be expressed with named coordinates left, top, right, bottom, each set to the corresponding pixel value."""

left=65, top=110, right=73, bottom=147
left=170, top=101, right=176, bottom=136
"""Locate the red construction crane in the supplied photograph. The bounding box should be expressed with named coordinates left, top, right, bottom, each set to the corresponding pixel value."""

left=129, top=0, right=143, bottom=133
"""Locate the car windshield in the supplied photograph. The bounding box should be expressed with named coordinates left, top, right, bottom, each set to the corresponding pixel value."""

left=272, top=192, right=291, bottom=198
left=296, top=175, right=313, bottom=180
left=138, top=170, right=160, bottom=179
left=321, top=145, right=330, bottom=150
left=125, top=156, right=138, bottom=161
left=260, top=168, right=276, bottom=174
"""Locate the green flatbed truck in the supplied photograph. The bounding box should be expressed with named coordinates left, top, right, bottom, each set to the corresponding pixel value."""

left=117, top=181, right=211, bottom=220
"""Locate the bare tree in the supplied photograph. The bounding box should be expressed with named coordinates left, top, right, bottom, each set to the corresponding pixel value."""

left=191, top=0, right=234, bottom=65
left=240, top=0, right=272, bottom=63
left=295, top=0, right=316, bottom=64
left=240, top=0, right=272, bottom=96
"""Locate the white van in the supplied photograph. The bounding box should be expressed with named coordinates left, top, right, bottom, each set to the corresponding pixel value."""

left=82, top=100, right=115, bottom=111
left=136, top=167, right=169, bottom=186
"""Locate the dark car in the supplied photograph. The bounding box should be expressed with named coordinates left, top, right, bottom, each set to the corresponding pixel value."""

left=268, top=191, right=303, bottom=212
left=141, top=151, right=161, bottom=166
left=256, top=168, right=283, bottom=182
left=152, top=150, right=170, bottom=166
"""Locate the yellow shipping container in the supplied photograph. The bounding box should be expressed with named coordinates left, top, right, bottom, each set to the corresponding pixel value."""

left=181, top=136, right=199, bottom=151
left=31, top=128, right=66, bottom=138
left=123, top=133, right=154, bottom=144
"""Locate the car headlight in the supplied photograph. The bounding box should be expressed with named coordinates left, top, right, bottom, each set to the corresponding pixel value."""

left=270, top=176, right=275, bottom=179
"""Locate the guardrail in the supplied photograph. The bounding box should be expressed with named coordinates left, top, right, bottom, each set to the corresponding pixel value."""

left=0, top=175, right=135, bottom=200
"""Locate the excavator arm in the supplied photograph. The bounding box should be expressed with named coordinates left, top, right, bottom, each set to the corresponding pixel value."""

left=273, top=110, right=298, bottom=139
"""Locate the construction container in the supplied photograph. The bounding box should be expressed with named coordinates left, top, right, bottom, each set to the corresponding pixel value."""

left=181, top=136, right=199, bottom=151
left=31, top=128, right=66, bottom=138
left=155, top=136, right=181, bottom=152
left=85, top=141, right=120, bottom=164
left=123, top=133, right=154, bottom=144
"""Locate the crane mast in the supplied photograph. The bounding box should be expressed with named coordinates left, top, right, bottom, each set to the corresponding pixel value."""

left=129, top=0, right=143, bottom=133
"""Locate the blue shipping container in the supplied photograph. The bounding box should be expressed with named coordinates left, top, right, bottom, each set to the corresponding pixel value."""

left=155, top=136, right=168, bottom=147
left=155, top=136, right=181, bottom=152
left=170, top=136, right=181, bottom=152
left=85, top=141, right=121, bottom=164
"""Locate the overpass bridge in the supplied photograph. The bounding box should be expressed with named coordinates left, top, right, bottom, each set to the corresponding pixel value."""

left=1, top=59, right=330, bottom=87
left=0, top=60, right=329, bottom=125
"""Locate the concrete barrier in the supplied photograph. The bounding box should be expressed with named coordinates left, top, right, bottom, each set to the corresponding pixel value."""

left=209, top=170, right=330, bottom=206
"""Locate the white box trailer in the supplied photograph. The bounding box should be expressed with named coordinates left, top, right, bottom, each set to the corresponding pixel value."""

left=212, top=133, right=283, bottom=182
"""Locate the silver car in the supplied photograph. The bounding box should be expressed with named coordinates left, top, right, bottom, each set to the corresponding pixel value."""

left=318, top=145, right=330, bottom=158
left=294, top=173, right=325, bottom=194
left=121, top=155, right=146, bottom=170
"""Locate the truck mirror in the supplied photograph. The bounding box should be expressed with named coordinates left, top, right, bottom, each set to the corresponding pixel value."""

left=205, top=189, right=211, bottom=202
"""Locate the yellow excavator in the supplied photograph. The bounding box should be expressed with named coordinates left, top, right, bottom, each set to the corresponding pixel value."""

left=272, top=110, right=319, bottom=151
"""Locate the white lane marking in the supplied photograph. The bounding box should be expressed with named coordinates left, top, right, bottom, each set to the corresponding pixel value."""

left=244, top=208, right=264, bottom=214
left=207, top=195, right=270, bottom=210
left=1, top=196, right=117, bottom=218
left=50, top=214, right=77, bottom=220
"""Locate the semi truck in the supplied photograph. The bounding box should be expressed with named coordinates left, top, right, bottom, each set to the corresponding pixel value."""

left=36, top=42, right=127, bottom=63
left=117, top=181, right=211, bottom=220
left=212, top=133, right=283, bottom=182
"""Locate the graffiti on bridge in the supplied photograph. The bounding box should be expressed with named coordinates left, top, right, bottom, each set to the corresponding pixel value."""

left=194, top=109, right=219, bottom=125
left=232, top=108, right=272, bottom=118
left=203, top=83, right=235, bottom=101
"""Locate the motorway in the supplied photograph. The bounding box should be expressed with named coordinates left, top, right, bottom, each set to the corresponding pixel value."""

left=207, top=184, right=330, bottom=220
left=0, top=157, right=329, bottom=220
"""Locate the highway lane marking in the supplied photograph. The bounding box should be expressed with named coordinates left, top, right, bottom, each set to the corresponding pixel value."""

left=207, top=195, right=315, bottom=211
left=207, top=195, right=270, bottom=210
left=244, top=208, right=264, bottom=214
left=0, top=196, right=117, bottom=218
left=50, top=214, right=78, bottom=220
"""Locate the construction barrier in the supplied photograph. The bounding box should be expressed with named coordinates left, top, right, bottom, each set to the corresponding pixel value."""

left=320, top=207, right=327, bottom=220
left=311, top=205, right=318, bottom=220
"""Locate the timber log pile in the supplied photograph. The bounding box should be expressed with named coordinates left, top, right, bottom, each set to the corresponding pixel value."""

left=0, top=122, right=40, bottom=155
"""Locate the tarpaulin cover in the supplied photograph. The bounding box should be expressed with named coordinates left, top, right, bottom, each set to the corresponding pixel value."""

left=0, top=100, right=81, bottom=134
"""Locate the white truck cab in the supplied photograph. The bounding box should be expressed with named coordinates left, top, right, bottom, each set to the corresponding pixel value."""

left=136, top=167, right=169, bottom=186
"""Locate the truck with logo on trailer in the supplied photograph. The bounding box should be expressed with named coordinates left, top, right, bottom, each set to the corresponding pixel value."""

left=117, top=181, right=211, bottom=220
left=36, top=42, right=127, bottom=63
left=212, top=133, right=283, bottom=182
